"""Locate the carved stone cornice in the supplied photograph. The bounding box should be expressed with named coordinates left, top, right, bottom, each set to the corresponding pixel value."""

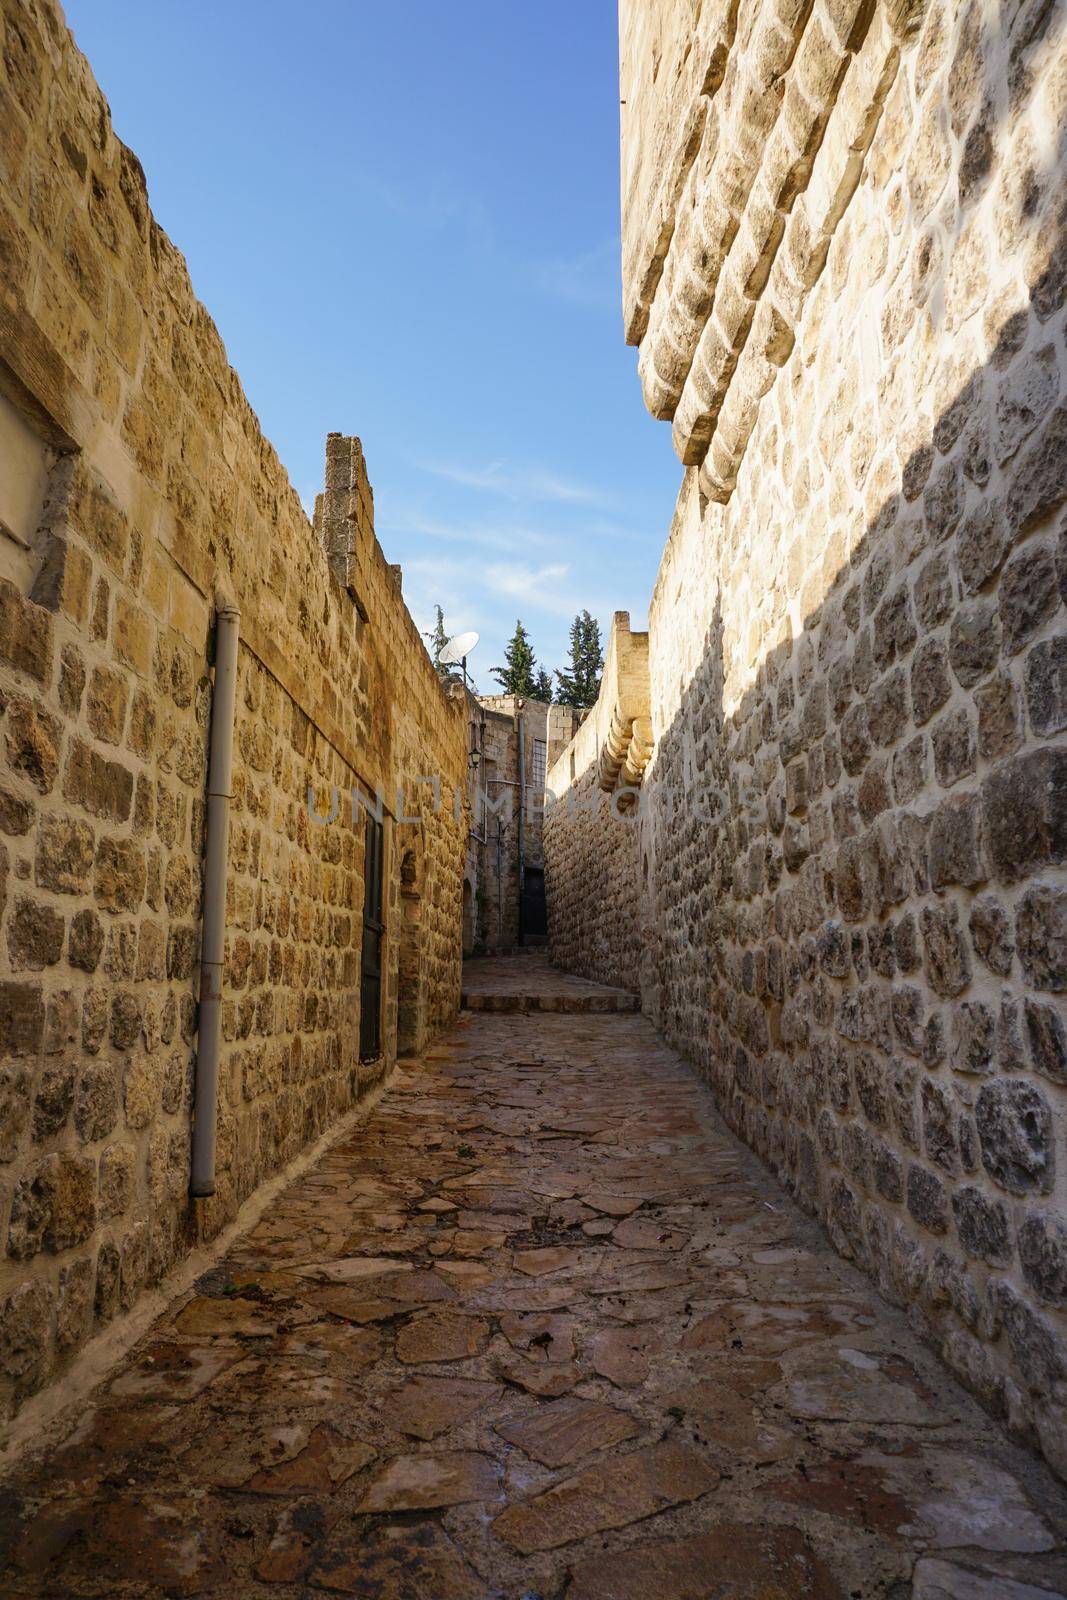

left=620, top=0, right=920, bottom=501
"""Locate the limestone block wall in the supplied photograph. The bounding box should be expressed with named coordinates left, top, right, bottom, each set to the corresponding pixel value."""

left=544, top=706, right=643, bottom=993
left=0, top=0, right=465, bottom=1419
left=547, top=0, right=1067, bottom=1476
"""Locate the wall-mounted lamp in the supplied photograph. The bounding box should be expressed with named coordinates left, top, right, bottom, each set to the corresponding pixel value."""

left=469, top=747, right=481, bottom=770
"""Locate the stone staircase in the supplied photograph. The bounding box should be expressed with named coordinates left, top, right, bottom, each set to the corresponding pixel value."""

left=460, top=953, right=640, bottom=1015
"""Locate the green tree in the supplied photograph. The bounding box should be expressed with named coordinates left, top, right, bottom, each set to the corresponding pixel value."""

left=424, top=605, right=450, bottom=675
left=554, top=610, right=604, bottom=708
left=425, top=605, right=467, bottom=685
left=491, top=619, right=540, bottom=697
left=533, top=667, right=554, bottom=702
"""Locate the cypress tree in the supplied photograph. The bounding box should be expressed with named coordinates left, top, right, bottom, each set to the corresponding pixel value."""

left=554, top=610, right=604, bottom=708
left=491, top=619, right=539, bottom=696
left=425, top=605, right=450, bottom=676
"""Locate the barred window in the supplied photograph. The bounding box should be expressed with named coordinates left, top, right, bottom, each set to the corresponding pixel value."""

left=531, top=738, right=546, bottom=788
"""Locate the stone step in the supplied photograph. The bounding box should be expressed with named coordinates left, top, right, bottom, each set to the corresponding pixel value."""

left=461, top=990, right=640, bottom=1015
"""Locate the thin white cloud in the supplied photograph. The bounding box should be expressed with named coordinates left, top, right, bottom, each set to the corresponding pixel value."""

left=405, top=553, right=607, bottom=624
left=484, top=560, right=609, bottom=621
left=530, top=236, right=621, bottom=311
left=485, top=560, right=568, bottom=595
left=349, top=173, right=495, bottom=253
left=418, top=458, right=610, bottom=508
left=400, top=552, right=621, bottom=693
left=379, top=509, right=556, bottom=554
left=402, top=562, right=484, bottom=651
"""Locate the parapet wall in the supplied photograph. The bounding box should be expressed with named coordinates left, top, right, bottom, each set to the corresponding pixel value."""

left=548, top=0, right=1067, bottom=1476
left=544, top=616, right=646, bottom=992
left=0, top=0, right=465, bottom=1419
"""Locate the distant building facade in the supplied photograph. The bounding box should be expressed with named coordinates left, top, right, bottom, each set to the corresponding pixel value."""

left=462, top=694, right=582, bottom=954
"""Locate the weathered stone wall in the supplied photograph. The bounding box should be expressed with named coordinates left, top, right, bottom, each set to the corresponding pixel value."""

left=0, top=0, right=465, bottom=1418
left=468, top=701, right=520, bottom=954
left=544, top=706, right=644, bottom=993
left=547, top=0, right=1067, bottom=1476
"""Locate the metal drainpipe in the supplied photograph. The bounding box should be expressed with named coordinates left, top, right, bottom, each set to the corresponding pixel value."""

left=517, top=707, right=526, bottom=944
left=190, top=596, right=241, bottom=1198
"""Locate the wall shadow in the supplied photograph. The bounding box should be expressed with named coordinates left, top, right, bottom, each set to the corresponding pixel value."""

left=637, top=188, right=1067, bottom=1465
left=552, top=0, right=1067, bottom=1472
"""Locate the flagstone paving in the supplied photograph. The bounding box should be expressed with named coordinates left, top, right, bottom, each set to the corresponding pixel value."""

left=3, top=1001, right=1067, bottom=1598
left=460, top=952, right=639, bottom=1012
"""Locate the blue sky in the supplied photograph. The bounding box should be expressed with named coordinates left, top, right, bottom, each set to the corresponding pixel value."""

left=64, top=0, right=680, bottom=691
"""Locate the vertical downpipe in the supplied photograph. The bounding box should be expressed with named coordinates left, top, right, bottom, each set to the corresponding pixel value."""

left=190, top=596, right=241, bottom=1198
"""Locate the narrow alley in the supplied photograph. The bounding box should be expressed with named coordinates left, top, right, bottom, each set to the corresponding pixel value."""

left=3, top=959, right=1066, bottom=1599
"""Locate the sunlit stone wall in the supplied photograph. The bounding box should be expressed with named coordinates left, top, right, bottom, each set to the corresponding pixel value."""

left=0, top=0, right=465, bottom=1420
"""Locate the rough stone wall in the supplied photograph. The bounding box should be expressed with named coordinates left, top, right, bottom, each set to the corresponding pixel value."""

left=546, top=0, right=1067, bottom=1476
left=544, top=708, right=643, bottom=993
left=0, top=0, right=465, bottom=1419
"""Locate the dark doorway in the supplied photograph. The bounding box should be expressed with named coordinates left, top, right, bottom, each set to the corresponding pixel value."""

left=360, top=815, right=384, bottom=1061
left=462, top=879, right=475, bottom=957
left=520, top=865, right=547, bottom=941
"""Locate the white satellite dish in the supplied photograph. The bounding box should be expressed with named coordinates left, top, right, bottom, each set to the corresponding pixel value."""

left=439, top=630, right=480, bottom=666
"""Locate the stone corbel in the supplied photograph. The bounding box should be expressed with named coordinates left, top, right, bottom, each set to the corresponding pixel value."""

left=597, top=711, right=655, bottom=791
left=623, top=716, right=654, bottom=786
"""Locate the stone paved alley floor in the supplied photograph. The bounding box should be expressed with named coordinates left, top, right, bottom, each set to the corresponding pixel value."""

left=4, top=974, right=1067, bottom=1598
left=460, top=954, right=639, bottom=1011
